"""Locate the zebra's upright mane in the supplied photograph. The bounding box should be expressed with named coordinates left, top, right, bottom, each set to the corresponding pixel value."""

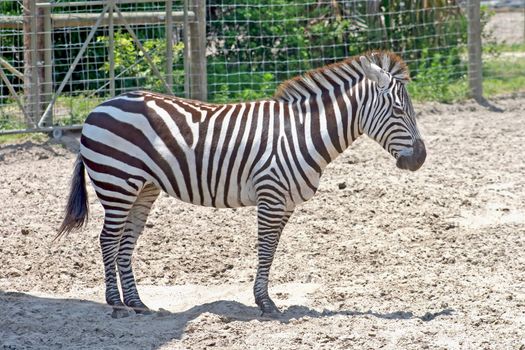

left=274, top=50, right=409, bottom=101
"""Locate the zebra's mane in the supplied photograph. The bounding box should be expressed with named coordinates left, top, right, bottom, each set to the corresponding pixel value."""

left=274, top=50, right=409, bottom=101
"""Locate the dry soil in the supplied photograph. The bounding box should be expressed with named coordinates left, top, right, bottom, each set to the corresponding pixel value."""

left=1, top=95, right=525, bottom=349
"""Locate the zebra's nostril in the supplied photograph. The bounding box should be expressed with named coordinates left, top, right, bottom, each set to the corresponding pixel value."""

left=414, top=139, right=427, bottom=166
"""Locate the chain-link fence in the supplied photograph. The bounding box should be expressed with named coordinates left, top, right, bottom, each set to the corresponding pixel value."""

left=1, top=0, right=524, bottom=134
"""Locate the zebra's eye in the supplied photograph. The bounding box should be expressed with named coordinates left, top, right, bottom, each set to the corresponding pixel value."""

left=393, top=105, right=404, bottom=115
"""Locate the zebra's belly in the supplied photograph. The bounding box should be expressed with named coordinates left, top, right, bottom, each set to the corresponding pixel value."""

left=162, top=173, right=257, bottom=209
left=80, top=147, right=257, bottom=209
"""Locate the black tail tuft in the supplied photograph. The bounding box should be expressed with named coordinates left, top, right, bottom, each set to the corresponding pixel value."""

left=55, top=155, right=89, bottom=241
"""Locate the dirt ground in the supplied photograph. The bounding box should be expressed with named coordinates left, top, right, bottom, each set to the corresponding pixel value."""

left=486, top=11, right=524, bottom=45
left=0, top=94, right=524, bottom=349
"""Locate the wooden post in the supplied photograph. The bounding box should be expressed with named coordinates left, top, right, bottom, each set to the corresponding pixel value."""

left=1, top=12, right=196, bottom=29
left=183, top=0, right=191, bottom=98
left=108, top=0, right=115, bottom=97
left=467, top=0, right=483, bottom=102
left=189, top=0, right=207, bottom=101
left=41, top=5, right=53, bottom=126
left=23, top=0, right=50, bottom=127
left=24, top=0, right=37, bottom=126
left=166, top=0, right=174, bottom=92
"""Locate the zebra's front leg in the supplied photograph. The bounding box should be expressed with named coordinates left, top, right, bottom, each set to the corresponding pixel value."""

left=254, top=197, right=294, bottom=316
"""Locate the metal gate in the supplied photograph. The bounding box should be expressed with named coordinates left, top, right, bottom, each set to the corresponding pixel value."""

left=0, top=0, right=206, bottom=137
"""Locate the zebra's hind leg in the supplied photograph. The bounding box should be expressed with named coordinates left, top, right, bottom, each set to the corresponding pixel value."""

left=254, top=191, right=294, bottom=316
left=99, top=206, right=134, bottom=319
left=117, top=183, right=160, bottom=315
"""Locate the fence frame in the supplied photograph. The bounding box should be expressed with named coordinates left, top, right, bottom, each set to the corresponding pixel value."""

left=0, top=0, right=207, bottom=136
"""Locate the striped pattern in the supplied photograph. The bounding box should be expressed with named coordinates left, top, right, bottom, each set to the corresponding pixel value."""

left=75, top=51, right=423, bottom=316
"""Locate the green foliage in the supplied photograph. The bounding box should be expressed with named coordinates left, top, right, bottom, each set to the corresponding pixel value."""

left=209, top=69, right=276, bottom=103
left=207, top=0, right=360, bottom=101
left=409, top=53, right=525, bottom=103
left=96, top=31, right=185, bottom=95
left=0, top=131, right=48, bottom=144
left=482, top=56, right=525, bottom=96
left=0, top=2, right=23, bottom=104
left=0, top=1, right=21, bottom=15
left=483, top=42, right=525, bottom=56
left=0, top=0, right=519, bottom=123
left=407, top=48, right=466, bottom=102
left=0, top=116, right=26, bottom=131
left=207, top=0, right=470, bottom=102
left=57, top=95, right=104, bottom=125
left=479, top=5, right=501, bottom=57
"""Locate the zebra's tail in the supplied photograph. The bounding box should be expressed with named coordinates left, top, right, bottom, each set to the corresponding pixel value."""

left=55, top=155, right=89, bottom=240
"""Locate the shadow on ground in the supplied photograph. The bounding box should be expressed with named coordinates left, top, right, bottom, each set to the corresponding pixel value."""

left=0, top=290, right=454, bottom=349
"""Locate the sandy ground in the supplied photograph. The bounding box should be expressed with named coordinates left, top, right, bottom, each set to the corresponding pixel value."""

left=486, top=11, right=524, bottom=45
left=1, top=95, right=525, bottom=349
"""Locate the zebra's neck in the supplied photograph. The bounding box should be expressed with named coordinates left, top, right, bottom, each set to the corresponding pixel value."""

left=276, top=74, right=366, bottom=170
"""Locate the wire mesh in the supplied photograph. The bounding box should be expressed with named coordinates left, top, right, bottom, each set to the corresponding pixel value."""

left=0, top=0, right=186, bottom=129
left=481, top=6, right=525, bottom=96
left=206, top=0, right=470, bottom=102
left=0, top=0, right=25, bottom=129
left=1, top=0, right=524, bottom=131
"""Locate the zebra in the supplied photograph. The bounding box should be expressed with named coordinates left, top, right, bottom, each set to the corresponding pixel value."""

left=58, top=51, right=426, bottom=318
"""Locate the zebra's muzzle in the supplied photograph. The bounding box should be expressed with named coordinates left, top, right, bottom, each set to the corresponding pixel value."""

left=396, top=139, right=426, bottom=171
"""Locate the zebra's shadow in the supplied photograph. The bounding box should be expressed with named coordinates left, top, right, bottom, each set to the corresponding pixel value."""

left=0, top=291, right=454, bottom=349
left=159, top=299, right=454, bottom=323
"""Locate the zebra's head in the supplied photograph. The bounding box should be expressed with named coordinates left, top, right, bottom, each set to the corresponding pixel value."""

left=358, top=53, right=426, bottom=171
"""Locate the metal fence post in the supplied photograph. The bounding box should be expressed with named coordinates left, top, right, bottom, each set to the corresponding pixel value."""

left=467, top=0, right=483, bottom=102
left=189, top=0, right=207, bottom=101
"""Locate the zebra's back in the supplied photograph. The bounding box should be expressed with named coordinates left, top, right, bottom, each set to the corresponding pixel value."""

left=79, top=91, right=291, bottom=209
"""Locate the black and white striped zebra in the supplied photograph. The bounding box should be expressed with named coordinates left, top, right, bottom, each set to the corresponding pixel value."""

left=58, top=51, right=426, bottom=318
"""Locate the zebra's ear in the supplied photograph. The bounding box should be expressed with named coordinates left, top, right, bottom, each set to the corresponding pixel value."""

left=359, top=56, right=390, bottom=89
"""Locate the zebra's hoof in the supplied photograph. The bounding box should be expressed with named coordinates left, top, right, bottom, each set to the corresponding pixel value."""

left=127, top=301, right=152, bottom=315
left=261, top=308, right=282, bottom=318
left=257, top=298, right=281, bottom=317
left=111, top=307, right=132, bottom=319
